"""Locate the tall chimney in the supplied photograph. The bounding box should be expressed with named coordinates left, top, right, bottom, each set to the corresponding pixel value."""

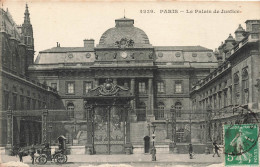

left=84, top=39, right=95, bottom=49
left=235, top=24, right=245, bottom=42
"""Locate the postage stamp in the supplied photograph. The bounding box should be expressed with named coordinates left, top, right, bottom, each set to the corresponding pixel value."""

left=224, top=124, right=259, bottom=166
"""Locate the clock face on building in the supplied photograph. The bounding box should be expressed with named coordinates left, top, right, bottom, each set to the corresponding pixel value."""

left=120, top=51, right=128, bottom=59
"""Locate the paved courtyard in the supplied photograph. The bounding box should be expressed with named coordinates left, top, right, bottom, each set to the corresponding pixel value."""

left=1, top=153, right=223, bottom=167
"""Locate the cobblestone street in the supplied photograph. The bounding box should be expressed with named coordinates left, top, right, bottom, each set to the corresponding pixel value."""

left=1, top=153, right=223, bottom=167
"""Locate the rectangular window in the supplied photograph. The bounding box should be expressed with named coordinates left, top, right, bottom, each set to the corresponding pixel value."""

left=27, top=97, right=31, bottom=109
left=20, top=96, right=24, bottom=110
left=32, top=99, right=36, bottom=110
left=4, top=92, right=9, bottom=110
left=13, top=94, right=17, bottom=110
left=138, top=82, right=146, bottom=93
left=175, top=81, right=183, bottom=93
left=84, top=82, right=93, bottom=94
left=66, top=82, right=75, bottom=94
left=51, top=83, right=57, bottom=90
left=157, top=82, right=164, bottom=93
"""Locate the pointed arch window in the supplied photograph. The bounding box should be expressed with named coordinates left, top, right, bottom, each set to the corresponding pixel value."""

left=156, top=102, right=165, bottom=120
left=175, top=102, right=182, bottom=117
left=242, top=69, right=249, bottom=104
left=234, top=73, right=240, bottom=104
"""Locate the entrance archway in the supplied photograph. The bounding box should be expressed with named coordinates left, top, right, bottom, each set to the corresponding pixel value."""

left=144, top=136, right=150, bottom=153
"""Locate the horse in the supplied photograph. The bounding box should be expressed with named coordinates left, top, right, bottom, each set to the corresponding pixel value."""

left=12, top=146, right=30, bottom=162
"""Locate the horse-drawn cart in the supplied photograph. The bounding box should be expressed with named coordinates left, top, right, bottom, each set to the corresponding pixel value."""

left=35, top=135, right=68, bottom=164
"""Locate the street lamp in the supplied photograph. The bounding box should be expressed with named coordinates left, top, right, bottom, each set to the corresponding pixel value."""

left=151, top=124, right=156, bottom=147
left=150, top=124, right=156, bottom=161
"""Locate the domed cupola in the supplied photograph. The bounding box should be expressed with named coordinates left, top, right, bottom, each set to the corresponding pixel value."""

left=98, top=17, right=151, bottom=48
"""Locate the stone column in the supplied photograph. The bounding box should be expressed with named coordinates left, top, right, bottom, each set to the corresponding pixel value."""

left=42, top=109, right=48, bottom=144
left=130, top=78, right=137, bottom=122
left=6, top=109, right=13, bottom=155
left=147, top=78, right=155, bottom=121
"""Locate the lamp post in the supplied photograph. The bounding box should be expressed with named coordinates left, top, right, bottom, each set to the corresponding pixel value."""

left=151, top=124, right=156, bottom=161
left=151, top=124, right=156, bottom=147
left=48, top=125, right=52, bottom=146
left=71, top=125, right=74, bottom=146
left=166, top=119, right=169, bottom=139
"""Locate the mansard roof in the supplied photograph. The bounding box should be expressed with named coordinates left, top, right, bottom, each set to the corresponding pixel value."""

left=40, top=47, right=94, bottom=53
left=154, top=46, right=212, bottom=51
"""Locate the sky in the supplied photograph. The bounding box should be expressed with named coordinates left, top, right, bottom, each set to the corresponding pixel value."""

left=2, top=1, right=260, bottom=57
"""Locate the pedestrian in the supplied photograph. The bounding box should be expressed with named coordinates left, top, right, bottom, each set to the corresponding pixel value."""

left=30, top=144, right=36, bottom=164
left=212, top=142, right=220, bottom=157
left=188, top=143, right=193, bottom=159
left=18, top=147, right=24, bottom=162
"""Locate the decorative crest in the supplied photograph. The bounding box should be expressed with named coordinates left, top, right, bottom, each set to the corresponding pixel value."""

left=115, top=38, right=134, bottom=48
left=91, top=78, right=128, bottom=96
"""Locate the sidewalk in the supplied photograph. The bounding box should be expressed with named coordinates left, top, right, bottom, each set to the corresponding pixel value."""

left=0, top=153, right=223, bottom=166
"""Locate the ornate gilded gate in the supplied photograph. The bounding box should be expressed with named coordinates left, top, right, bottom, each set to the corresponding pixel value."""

left=84, top=79, right=133, bottom=154
left=93, top=106, right=126, bottom=154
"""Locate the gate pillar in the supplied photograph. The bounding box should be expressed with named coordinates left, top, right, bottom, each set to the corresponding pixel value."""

left=6, top=108, right=13, bottom=155
left=85, top=105, right=94, bottom=154
left=42, top=108, right=48, bottom=144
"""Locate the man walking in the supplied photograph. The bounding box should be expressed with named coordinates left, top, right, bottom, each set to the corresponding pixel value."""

left=212, top=142, right=220, bottom=157
left=30, top=145, right=36, bottom=164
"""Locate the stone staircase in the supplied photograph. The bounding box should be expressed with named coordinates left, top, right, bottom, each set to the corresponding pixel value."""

left=130, top=122, right=147, bottom=145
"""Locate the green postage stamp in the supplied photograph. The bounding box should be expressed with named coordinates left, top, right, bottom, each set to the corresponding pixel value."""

left=224, top=124, right=259, bottom=166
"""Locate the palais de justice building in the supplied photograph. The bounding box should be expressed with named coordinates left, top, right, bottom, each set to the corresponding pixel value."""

left=1, top=5, right=259, bottom=154
left=28, top=17, right=219, bottom=154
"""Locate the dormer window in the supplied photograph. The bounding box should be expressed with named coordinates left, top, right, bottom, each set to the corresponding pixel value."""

left=158, top=52, right=163, bottom=57
left=192, top=53, right=197, bottom=57
left=175, top=52, right=181, bottom=57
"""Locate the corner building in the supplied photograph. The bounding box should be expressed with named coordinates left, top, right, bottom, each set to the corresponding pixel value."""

left=29, top=18, right=219, bottom=154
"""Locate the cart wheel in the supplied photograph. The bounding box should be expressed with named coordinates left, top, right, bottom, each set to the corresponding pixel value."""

left=55, top=153, right=66, bottom=164
left=64, top=155, right=68, bottom=163
left=37, top=155, right=47, bottom=165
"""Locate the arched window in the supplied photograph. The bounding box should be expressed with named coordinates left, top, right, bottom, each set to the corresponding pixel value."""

left=242, top=69, right=249, bottom=104
left=176, top=128, right=184, bottom=143
left=175, top=102, right=182, bottom=117
left=234, top=73, right=240, bottom=104
left=156, top=102, right=165, bottom=120
left=67, top=103, right=75, bottom=118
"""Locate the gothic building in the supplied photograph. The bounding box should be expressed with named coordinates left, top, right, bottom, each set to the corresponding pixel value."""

left=0, top=5, right=60, bottom=148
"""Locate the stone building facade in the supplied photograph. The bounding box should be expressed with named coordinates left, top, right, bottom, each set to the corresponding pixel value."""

left=191, top=20, right=260, bottom=146
left=28, top=17, right=218, bottom=154
left=2, top=5, right=258, bottom=155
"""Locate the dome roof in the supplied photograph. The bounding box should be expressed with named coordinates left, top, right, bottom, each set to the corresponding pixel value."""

left=98, top=18, right=151, bottom=48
